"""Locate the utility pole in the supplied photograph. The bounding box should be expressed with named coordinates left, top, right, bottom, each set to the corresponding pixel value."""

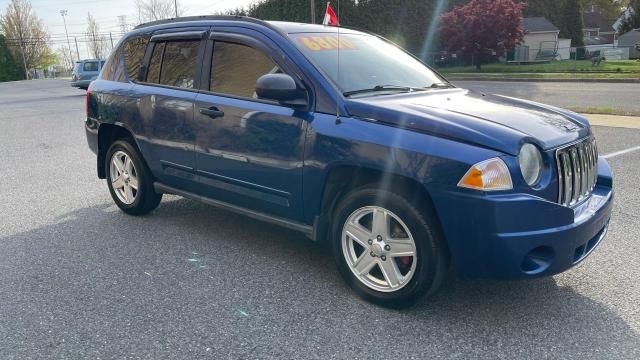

left=74, top=37, right=80, bottom=60
left=19, top=37, right=28, bottom=80
left=16, top=19, right=29, bottom=79
left=60, top=10, right=75, bottom=64
left=109, top=32, right=114, bottom=49
left=174, top=0, right=178, bottom=17
left=310, top=0, right=316, bottom=24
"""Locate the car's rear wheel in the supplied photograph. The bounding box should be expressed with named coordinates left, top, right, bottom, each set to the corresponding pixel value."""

left=106, top=140, right=162, bottom=215
left=332, top=187, right=448, bottom=307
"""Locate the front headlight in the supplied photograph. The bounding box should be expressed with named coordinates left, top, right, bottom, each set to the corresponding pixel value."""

left=518, top=143, right=543, bottom=186
left=458, top=158, right=513, bottom=191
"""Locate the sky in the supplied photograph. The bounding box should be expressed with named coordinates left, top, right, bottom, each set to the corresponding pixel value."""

left=0, top=0, right=257, bottom=60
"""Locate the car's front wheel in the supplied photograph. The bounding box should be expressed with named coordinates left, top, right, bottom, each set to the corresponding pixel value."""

left=332, top=187, right=448, bottom=307
left=105, top=140, right=162, bottom=215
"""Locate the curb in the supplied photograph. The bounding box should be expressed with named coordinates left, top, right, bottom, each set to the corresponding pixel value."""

left=445, top=76, right=640, bottom=83
left=585, top=114, right=640, bottom=129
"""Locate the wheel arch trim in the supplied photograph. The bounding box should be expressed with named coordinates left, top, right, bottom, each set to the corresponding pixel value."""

left=313, top=164, right=443, bottom=243
left=96, top=122, right=145, bottom=179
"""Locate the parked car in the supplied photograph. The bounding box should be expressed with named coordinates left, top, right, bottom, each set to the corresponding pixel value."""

left=85, top=16, right=613, bottom=307
left=71, top=59, right=105, bottom=89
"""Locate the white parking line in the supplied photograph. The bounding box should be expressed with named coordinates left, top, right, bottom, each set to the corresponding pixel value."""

left=602, top=146, right=640, bottom=159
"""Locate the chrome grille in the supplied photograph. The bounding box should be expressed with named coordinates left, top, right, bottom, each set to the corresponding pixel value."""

left=556, top=138, right=598, bottom=206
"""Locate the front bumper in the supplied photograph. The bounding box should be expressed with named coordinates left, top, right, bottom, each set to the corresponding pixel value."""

left=430, top=158, right=613, bottom=279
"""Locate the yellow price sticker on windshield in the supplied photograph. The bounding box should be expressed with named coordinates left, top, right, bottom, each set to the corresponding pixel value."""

left=298, top=36, right=357, bottom=51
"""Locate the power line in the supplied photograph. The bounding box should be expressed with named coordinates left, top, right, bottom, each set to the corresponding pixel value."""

left=5, top=31, right=126, bottom=40
left=5, top=33, right=125, bottom=46
left=5, top=36, right=124, bottom=44
left=28, top=0, right=112, bottom=10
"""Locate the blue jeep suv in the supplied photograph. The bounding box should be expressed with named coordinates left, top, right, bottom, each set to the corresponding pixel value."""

left=86, top=16, right=613, bottom=306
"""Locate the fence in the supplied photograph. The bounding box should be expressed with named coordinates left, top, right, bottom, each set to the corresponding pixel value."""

left=507, top=46, right=633, bottom=63
left=425, top=45, right=639, bottom=70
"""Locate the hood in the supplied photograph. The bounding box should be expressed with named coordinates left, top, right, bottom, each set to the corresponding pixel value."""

left=344, top=89, right=591, bottom=155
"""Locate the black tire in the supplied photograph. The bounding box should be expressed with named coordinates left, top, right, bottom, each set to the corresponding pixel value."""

left=105, top=140, right=162, bottom=215
left=332, top=187, right=448, bottom=308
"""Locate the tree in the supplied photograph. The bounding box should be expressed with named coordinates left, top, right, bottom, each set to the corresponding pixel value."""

left=0, top=0, right=51, bottom=79
left=135, top=0, right=182, bottom=23
left=0, top=34, right=23, bottom=81
left=226, top=0, right=464, bottom=55
left=581, top=0, right=628, bottom=21
left=39, top=47, right=57, bottom=69
left=439, top=0, right=526, bottom=70
left=56, top=45, right=74, bottom=70
left=619, top=0, right=640, bottom=34
left=560, top=0, right=585, bottom=47
left=86, top=12, right=107, bottom=59
left=522, top=0, right=564, bottom=30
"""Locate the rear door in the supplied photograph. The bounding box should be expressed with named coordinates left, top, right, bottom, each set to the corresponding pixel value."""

left=134, top=28, right=207, bottom=189
left=192, top=28, right=312, bottom=220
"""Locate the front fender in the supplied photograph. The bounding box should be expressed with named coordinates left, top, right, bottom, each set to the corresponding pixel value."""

left=301, top=113, right=504, bottom=224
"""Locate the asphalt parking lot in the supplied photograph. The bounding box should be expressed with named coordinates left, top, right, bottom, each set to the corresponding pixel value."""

left=453, top=80, right=640, bottom=112
left=0, top=79, right=639, bottom=359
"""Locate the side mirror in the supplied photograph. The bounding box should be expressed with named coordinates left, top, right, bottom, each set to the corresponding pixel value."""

left=255, top=73, right=307, bottom=110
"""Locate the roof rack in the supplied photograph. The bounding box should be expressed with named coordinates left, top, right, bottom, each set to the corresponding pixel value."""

left=133, top=15, right=265, bottom=30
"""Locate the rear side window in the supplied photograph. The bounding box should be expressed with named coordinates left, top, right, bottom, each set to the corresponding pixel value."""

left=160, top=41, right=199, bottom=89
left=123, top=36, right=149, bottom=81
left=211, top=42, right=280, bottom=98
left=145, top=40, right=199, bottom=89
left=100, top=47, right=127, bottom=82
left=83, top=61, right=98, bottom=72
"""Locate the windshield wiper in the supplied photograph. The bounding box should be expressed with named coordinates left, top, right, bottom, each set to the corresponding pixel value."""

left=428, top=82, right=454, bottom=89
left=343, top=85, right=426, bottom=97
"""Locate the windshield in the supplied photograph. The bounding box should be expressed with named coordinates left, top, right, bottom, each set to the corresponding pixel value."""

left=291, top=32, right=445, bottom=96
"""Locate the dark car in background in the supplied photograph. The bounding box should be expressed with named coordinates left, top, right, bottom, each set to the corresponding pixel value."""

left=71, top=59, right=105, bottom=89
left=85, top=16, right=613, bottom=307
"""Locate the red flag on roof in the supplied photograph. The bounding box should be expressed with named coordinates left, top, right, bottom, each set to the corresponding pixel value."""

left=323, top=2, right=339, bottom=26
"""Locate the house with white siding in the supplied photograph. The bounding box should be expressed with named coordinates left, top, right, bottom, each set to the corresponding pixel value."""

left=514, top=17, right=571, bottom=62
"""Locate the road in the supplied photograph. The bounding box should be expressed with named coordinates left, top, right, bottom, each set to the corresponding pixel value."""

left=0, top=79, right=639, bottom=359
left=453, top=80, right=640, bottom=112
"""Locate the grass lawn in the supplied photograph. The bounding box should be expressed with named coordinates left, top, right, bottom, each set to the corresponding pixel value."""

left=439, top=60, right=640, bottom=74
left=569, top=107, right=640, bottom=117
left=443, top=72, right=640, bottom=80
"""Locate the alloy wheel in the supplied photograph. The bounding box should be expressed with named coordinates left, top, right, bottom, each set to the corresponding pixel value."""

left=110, top=150, right=139, bottom=205
left=341, top=206, right=418, bottom=292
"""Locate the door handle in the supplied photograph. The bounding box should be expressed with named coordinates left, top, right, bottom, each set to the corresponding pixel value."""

left=199, top=106, right=225, bottom=119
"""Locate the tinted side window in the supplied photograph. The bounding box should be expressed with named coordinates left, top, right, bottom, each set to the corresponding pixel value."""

left=146, top=42, right=165, bottom=84
left=100, top=47, right=127, bottom=82
left=158, top=41, right=199, bottom=89
left=211, top=42, right=280, bottom=98
left=123, top=36, right=149, bottom=81
left=100, top=55, right=113, bottom=80
left=84, top=61, right=98, bottom=72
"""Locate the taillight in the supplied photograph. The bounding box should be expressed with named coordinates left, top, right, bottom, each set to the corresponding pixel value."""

left=86, top=89, right=90, bottom=116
